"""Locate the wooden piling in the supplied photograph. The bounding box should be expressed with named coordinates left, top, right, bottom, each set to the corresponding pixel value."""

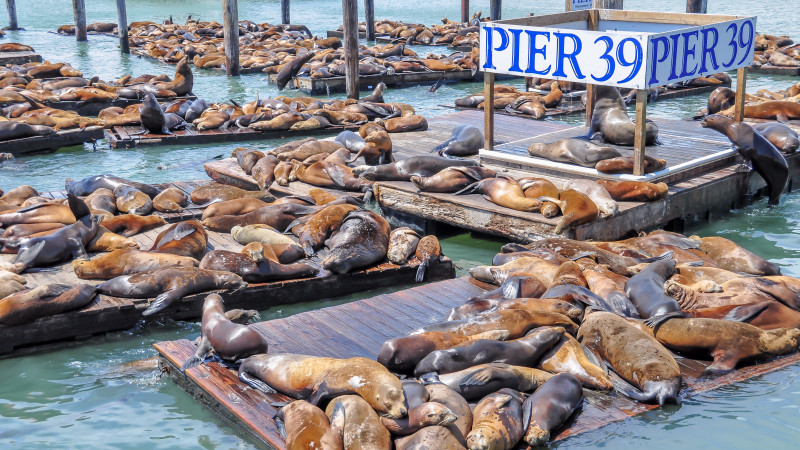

left=364, top=0, right=375, bottom=41
left=281, top=0, right=290, bottom=25
left=342, top=0, right=360, bottom=99
left=5, top=0, right=18, bottom=30
left=734, top=67, right=747, bottom=123
left=585, top=9, right=599, bottom=127
left=594, top=0, right=623, bottom=7
left=223, top=0, right=240, bottom=76
left=461, top=0, right=469, bottom=23
left=72, top=0, right=87, bottom=41
left=633, top=89, right=647, bottom=176
left=686, top=0, right=707, bottom=13
left=116, top=0, right=129, bottom=54
left=484, top=72, right=495, bottom=151
left=490, top=0, right=501, bottom=21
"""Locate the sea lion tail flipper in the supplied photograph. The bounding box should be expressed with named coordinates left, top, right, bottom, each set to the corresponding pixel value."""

left=361, top=187, right=374, bottom=204
left=569, top=251, right=596, bottom=261
left=429, top=78, right=445, bottom=93
left=607, top=367, right=652, bottom=402
left=459, top=367, right=494, bottom=387
left=643, top=311, right=686, bottom=328
left=329, top=402, right=346, bottom=435
left=282, top=218, right=304, bottom=234
left=537, top=196, right=564, bottom=209
left=322, top=165, right=347, bottom=189
left=171, top=222, right=196, bottom=240
left=142, top=290, right=180, bottom=316
left=238, top=369, right=278, bottom=394
left=702, top=351, right=738, bottom=377
left=306, top=381, right=330, bottom=406
left=275, top=415, right=287, bottom=440
left=639, top=250, right=674, bottom=263
left=415, top=261, right=428, bottom=283
left=722, top=301, right=771, bottom=323
left=753, top=279, right=800, bottom=312
left=161, top=125, right=173, bottom=135
left=302, top=243, right=315, bottom=257
left=453, top=181, right=480, bottom=196
left=67, top=237, right=89, bottom=261
left=11, top=240, right=45, bottom=270
left=502, top=277, right=523, bottom=299
left=431, top=138, right=454, bottom=154
left=418, top=372, right=442, bottom=385
left=67, top=193, right=92, bottom=219
left=522, top=392, right=532, bottom=430
left=580, top=344, right=607, bottom=373
left=606, top=292, right=634, bottom=317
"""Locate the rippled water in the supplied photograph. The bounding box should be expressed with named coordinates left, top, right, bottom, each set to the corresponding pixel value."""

left=1, top=1, right=799, bottom=448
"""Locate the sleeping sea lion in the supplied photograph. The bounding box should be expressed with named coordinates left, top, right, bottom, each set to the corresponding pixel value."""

left=101, top=214, right=166, bottom=237
left=527, top=139, right=621, bottom=167
left=522, top=373, right=583, bottom=446
left=199, top=250, right=318, bottom=282
left=72, top=248, right=199, bottom=280
left=149, top=219, right=208, bottom=260
left=432, top=124, right=483, bottom=157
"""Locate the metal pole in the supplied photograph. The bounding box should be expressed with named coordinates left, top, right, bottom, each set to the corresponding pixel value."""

left=484, top=72, right=495, bottom=151
left=461, top=0, right=469, bottom=23
left=342, top=0, right=360, bottom=99
left=281, top=0, right=290, bottom=24
left=223, top=0, right=240, bottom=76
left=73, top=0, right=87, bottom=41
left=490, top=0, right=501, bottom=21
left=6, top=0, right=18, bottom=30
left=116, top=0, right=129, bottom=54
left=365, top=0, right=375, bottom=41
left=734, top=67, right=747, bottom=123
left=686, top=0, right=707, bottom=13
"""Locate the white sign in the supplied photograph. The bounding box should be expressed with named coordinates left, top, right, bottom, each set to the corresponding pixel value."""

left=570, top=0, right=593, bottom=11
left=479, top=15, right=756, bottom=89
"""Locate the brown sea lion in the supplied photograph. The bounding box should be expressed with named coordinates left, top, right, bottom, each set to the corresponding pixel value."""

left=752, top=122, right=800, bottom=153
left=466, top=388, right=525, bottom=450
left=97, top=267, right=246, bottom=316
left=517, top=238, right=658, bottom=276
left=0, top=202, right=77, bottom=226
left=595, top=155, right=667, bottom=174
left=561, top=179, right=618, bottom=217
left=240, top=241, right=305, bottom=265
left=295, top=204, right=359, bottom=256
left=201, top=203, right=320, bottom=233
left=66, top=175, right=160, bottom=198
left=415, top=235, right=442, bottom=282
left=376, top=114, right=428, bottom=132
left=411, top=166, right=497, bottom=193
left=458, top=176, right=542, bottom=212
left=199, top=250, right=318, bottom=282
left=152, top=187, right=188, bottom=213
left=719, top=100, right=800, bottom=122
left=418, top=308, right=577, bottom=338
left=552, top=260, right=588, bottom=287
left=189, top=183, right=274, bottom=204
left=113, top=185, right=153, bottom=215
left=86, top=226, right=139, bottom=252
left=394, top=383, right=472, bottom=450
left=588, top=85, right=659, bottom=145
left=101, top=214, right=166, bottom=237
left=231, top=224, right=296, bottom=247
left=251, top=154, right=279, bottom=190
left=237, top=354, right=407, bottom=418
left=517, top=177, right=559, bottom=217
left=537, top=333, right=612, bottom=390
left=378, top=330, right=510, bottom=373
left=325, top=395, right=392, bottom=449
left=540, top=189, right=599, bottom=234
left=200, top=198, right=270, bottom=220
left=381, top=401, right=458, bottom=436
left=278, top=140, right=343, bottom=162
left=292, top=161, right=374, bottom=197
left=522, top=373, right=584, bottom=446
left=0, top=279, right=27, bottom=299
left=448, top=295, right=580, bottom=323
left=72, top=248, right=199, bottom=280
left=2, top=223, right=65, bottom=238
left=527, top=139, right=621, bottom=167
left=424, top=363, right=551, bottom=402
left=469, top=256, right=560, bottom=287
left=322, top=210, right=390, bottom=274
left=414, top=326, right=564, bottom=376
left=0, top=284, right=97, bottom=326
left=578, top=311, right=681, bottom=405
left=276, top=400, right=344, bottom=450
left=84, top=188, right=117, bottom=216
left=152, top=57, right=193, bottom=96
left=693, top=236, right=780, bottom=275
left=596, top=179, right=668, bottom=202
left=491, top=249, right=567, bottom=266
left=0, top=185, right=38, bottom=207
left=387, top=227, right=421, bottom=265
left=356, top=155, right=478, bottom=181
left=149, top=219, right=207, bottom=260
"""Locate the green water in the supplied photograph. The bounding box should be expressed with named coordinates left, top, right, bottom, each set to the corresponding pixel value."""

left=1, top=0, right=800, bottom=448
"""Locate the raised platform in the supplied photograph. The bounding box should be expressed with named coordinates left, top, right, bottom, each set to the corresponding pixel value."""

left=155, top=276, right=800, bottom=449
left=0, top=51, right=42, bottom=65
left=0, top=126, right=104, bottom=156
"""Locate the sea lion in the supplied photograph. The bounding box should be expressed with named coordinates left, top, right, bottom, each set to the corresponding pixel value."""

left=410, top=166, right=497, bottom=193
left=325, top=395, right=392, bottom=450
left=432, top=125, right=483, bottom=157
left=448, top=294, right=578, bottom=323
left=322, top=210, right=390, bottom=274
left=97, top=267, right=246, bottom=316
left=595, top=155, right=667, bottom=174
left=706, top=86, right=736, bottom=114
left=415, top=235, right=442, bottom=282
left=101, top=214, right=166, bottom=237
left=140, top=93, right=170, bottom=135
left=491, top=249, right=568, bottom=267
left=424, top=363, right=551, bottom=402
left=231, top=224, right=296, bottom=247
left=150, top=219, right=208, bottom=260
left=0, top=202, right=78, bottom=226
left=381, top=401, right=458, bottom=436
left=189, top=183, right=274, bottom=204
left=181, top=294, right=268, bottom=369
left=701, top=114, right=788, bottom=205
left=466, top=388, right=525, bottom=450
left=517, top=177, right=560, bottom=217
left=376, top=114, right=428, bottom=132
left=457, top=176, right=542, bottom=212
left=596, top=179, right=668, bottom=202
left=85, top=188, right=117, bottom=216
left=66, top=175, right=160, bottom=198
left=522, top=373, right=583, bottom=446
left=394, top=383, right=472, bottom=450
left=415, top=326, right=563, bottom=376
left=720, top=100, right=800, bottom=122
left=0, top=122, right=54, bottom=141
left=0, top=284, right=97, bottom=326
left=355, top=155, right=478, bottom=181
left=72, top=248, right=199, bottom=280
left=387, top=227, right=421, bottom=265
left=752, top=122, right=800, bottom=153
left=152, top=187, right=188, bottom=213
left=293, top=204, right=359, bottom=256
left=624, top=258, right=682, bottom=324
left=469, top=256, right=560, bottom=287
left=562, top=179, right=618, bottom=216
left=527, top=139, right=621, bottom=167
left=275, top=400, right=344, bottom=450
left=360, top=82, right=386, bottom=103
left=517, top=238, right=663, bottom=276
left=578, top=310, right=681, bottom=405
left=378, top=330, right=510, bottom=373
left=278, top=140, right=343, bottom=162
left=540, top=189, right=599, bottom=234
left=551, top=260, right=588, bottom=287
left=417, top=308, right=578, bottom=338
left=694, top=236, right=780, bottom=275
left=199, top=250, right=318, bottom=282
left=251, top=154, right=279, bottom=190
left=0, top=185, right=38, bottom=207
left=200, top=198, right=270, bottom=220
left=588, top=85, right=659, bottom=145
left=537, top=333, right=612, bottom=390
left=201, top=203, right=320, bottom=233
left=86, top=226, right=139, bottom=252
left=241, top=241, right=305, bottom=265
left=152, top=57, right=193, bottom=96
left=113, top=185, right=153, bottom=215
left=276, top=51, right=317, bottom=90
left=0, top=279, right=27, bottom=299
left=237, top=353, right=407, bottom=418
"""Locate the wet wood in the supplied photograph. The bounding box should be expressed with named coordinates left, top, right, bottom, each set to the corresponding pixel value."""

left=286, top=69, right=482, bottom=95
left=6, top=0, right=17, bottom=29
left=749, top=66, right=800, bottom=76
left=633, top=88, right=647, bottom=176
left=490, top=0, right=501, bottom=21
left=364, top=0, right=375, bottom=41
left=0, top=51, right=42, bottom=65
left=686, top=0, right=707, bottom=13
left=342, top=0, right=360, bottom=99
left=462, top=0, right=469, bottom=23
left=72, top=0, right=87, bottom=42
left=281, top=0, right=290, bottom=24
left=734, top=67, right=747, bottom=123
left=223, top=0, right=240, bottom=76
left=116, top=0, right=129, bottom=54
left=484, top=72, right=494, bottom=150
left=155, top=276, right=800, bottom=449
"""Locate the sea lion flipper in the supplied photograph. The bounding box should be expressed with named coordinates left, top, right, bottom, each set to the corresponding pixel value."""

left=607, top=366, right=651, bottom=402
left=522, top=392, right=532, bottom=430
left=275, top=415, right=287, bottom=440
left=11, top=240, right=45, bottom=270
left=459, top=367, right=494, bottom=386
left=702, top=351, right=738, bottom=377
left=643, top=311, right=686, bottom=328
left=415, top=261, right=428, bottom=283
left=322, top=165, right=346, bottom=189
left=580, top=344, right=606, bottom=373
left=722, top=301, right=770, bottom=323
left=67, top=237, right=89, bottom=261
left=502, top=277, right=523, bottom=299
left=171, top=222, right=196, bottom=241
left=142, top=290, right=181, bottom=316
left=307, top=381, right=331, bottom=406
left=238, top=369, right=278, bottom=394
left=67, top=193, right=92, bottom=219
left=453, top=181, right=480, bottom=196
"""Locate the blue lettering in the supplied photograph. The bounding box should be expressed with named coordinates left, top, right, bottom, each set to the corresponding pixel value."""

left=508, top=28, right=524, bottom=72
left=591, top=36, right=615, bottom=82
left=668, top=33, right=681, bottom=81
left=737, top=20, right=754, bottom=65
left=553, top=32, right=584, bottom=79
left=648, top=36, right=670, bottom=85
left=524, top=30, right=551, bottom=75
left=680, top=30, right=699, bottom=77
left=482, top=26, right=509, bottom=69
left=699, top=27, right=719, bottom=73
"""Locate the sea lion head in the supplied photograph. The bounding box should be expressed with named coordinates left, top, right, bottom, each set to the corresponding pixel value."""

left=352, top=164, right=376, bottom=180
left=215, top=272, right=248, bottom=293
left=411, top=402, right=458, bottom=427
left=142, top=92, right=160, bottom=109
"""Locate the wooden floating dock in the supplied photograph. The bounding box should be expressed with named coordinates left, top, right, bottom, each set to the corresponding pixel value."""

left=325, top=29, right=472, bottom=51
left=0, top=215, right=454, bottom=356
left=748, top=65, right=800, bottom=76
left=373, top=109, right=800, bottom=242
left=37, top=94, right=196, bottom=117
left=0, top=126, right=104, bottom=156
left=154, top=276, right=800, bottom=449
left=282, top=69, right=479, bottom=95
left=130, top=49, right=265, bottom=74
left=105, top=123, right=360, bottom=149
left=0, top=51, right=43, bottom=65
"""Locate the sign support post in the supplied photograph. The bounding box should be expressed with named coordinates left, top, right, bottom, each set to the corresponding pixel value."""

left=734, top=67, right=747, bottom=123
left=633, top=91, right=648, bottom=176
left=484, top=72, right=495, bottom=151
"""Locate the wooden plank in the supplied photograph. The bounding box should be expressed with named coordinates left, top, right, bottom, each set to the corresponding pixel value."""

left=734, top=67, right=747, bottom=123
left=633, top=89, right=647, bottom=176
left=0, top=126, right=104, bottom=156
left=0, top=51, right=42, bottom=65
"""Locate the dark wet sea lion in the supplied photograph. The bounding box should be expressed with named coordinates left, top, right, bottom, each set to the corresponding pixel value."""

left=377, top=330, right=509, bottom=373
left=522, top=373, right=583, bottom=446
left=189, top=183, right=274, bottom=204
left=113, top=185, right=153, bottom=215
left=694, top=236, right=780, bottom=275
left=356, top=155, right=478, bottom=181
left=540, top=189, right=599, bottom=234
left=200, top=198, right=270, bottom=220
left=85, top=188, right=116, bottom=215
left=578, top=311, right=681, bottom=405
left=0, top=284, right=97, bottom=326
left=706, top=86, right=736, bottom=114
left=140, top=92, right=170, bottom=134
left=432, top=124, right=483, bottom=157
left=201, top=203, right=320, bottom=233
left=152, top=187, right=188, bottom=213
left=101, top=214, right=166, bottom=237
left=527, top=139, right=621, bottom=167
left=410, top=166, right=496, bottom=193
left=424, top=363, right=551, bottom=402
left=359, top=82, right=386, bottom=103
left=394, top=383, right=472, bottom=450
left=0, top=122, right=55, bottom=141
left=97, top=266, right=246, bottom=316
left=701, top=114, right=788, bottom=205
left=72, top=248, right=199, bottom=280
left=588, top=85, right=658, bottom=145
left=150, top=219, right=208, bottom=260
left=325, top=395, right=392, bottom=449
left=181, top=294, right=268, bottom=369
left=199, top=250, right=318, bottom=282
left=466, top=388, right=525, bottom=450
left=596, top=179, right=668, bottom=202
left=276, top=400, right=344, bottom=450
left=322, top=210, right=390, bottom=274
left=624, top=258, right=682, bottom=324
left=237, top=353, right=407, bottom=418
left=66, top=175, right=161, bottom=198
left=276, top=51, right=317, bottom=90
left=752, top=122, right=799, bottom=153
left=537, top=333, right=612, bottom=390
left=595, top=155, right=667, bottom=174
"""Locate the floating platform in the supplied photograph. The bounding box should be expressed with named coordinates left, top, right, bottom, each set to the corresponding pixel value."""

left=325, top=29, right=472, bottom=51
left=281, top=69, right=479, bottom=95
left=748, top=65, right=800, bottom=76
left=130, top=49, right=265, bottom=74
left=0, top=126, right=104, bottom=156
left=373, top=109, right=800, bottom=242
left=105, top=123, right=360, bottom=149
left=0, top=217, right=454, bottom=356
left=154, top=276, right=800, bottom=449
left=38, top=94, right=196, bottom=117
left=0, top=51, right=43, bottom=65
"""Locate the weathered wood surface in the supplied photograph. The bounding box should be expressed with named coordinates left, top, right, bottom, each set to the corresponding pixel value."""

left=0, top=126, right=104, bottom=156
left=748, top=65, right=800, bottom=76
left=325, top=30, right=473, bottom=51
left=130, top=49, right=264, bottom=74
left=0, top=51, right=42, bottom=65
left=72, top=0, right=87, bottom=42
left=284, top=69, right=482, bottom=95
left=40, top=94, right=196, bottom=117
left=155, top=276, right=800, bottom=449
